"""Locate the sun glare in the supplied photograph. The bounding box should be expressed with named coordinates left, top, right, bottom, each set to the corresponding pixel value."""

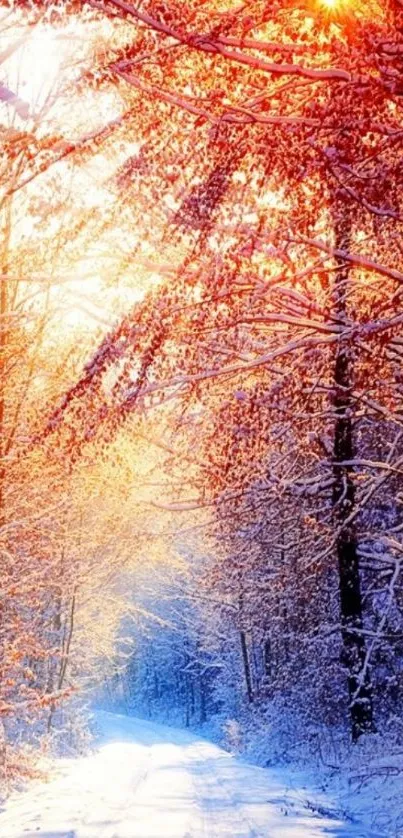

left=20, top=30, right=63, bottom=110
left=1, top=23, right=71, bottom=120
left=318, top=0, right=342, bottom=9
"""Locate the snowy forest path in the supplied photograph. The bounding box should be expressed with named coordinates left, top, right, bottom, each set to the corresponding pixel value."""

left=0, top=711, right=374, bottom=838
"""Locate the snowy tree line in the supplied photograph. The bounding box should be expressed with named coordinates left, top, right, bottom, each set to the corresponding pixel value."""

left=54, top=0, right=403, bottom=746
left=1, top=0, right=403, bottom=792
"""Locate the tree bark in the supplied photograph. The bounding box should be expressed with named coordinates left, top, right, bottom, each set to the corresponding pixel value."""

left=200, top=675, right=206, bottom=724
left=332, top=214, right=374, bottom=741
left=240, top=630, right=253, bottom=703
left=263, top=637, right=271, bottom=679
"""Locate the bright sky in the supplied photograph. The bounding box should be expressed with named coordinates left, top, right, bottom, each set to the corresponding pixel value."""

left=1, top=14, right=158, bottom=339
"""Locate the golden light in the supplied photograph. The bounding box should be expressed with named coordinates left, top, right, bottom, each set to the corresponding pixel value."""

left=3, top=27, right=64, bottom=117
left=317, top=0, right=345, bottom=11
left=3, top=14, right=159, bottom=339
left=316, top=0, right=372, bottom=24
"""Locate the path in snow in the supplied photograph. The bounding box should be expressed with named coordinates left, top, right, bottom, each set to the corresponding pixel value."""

left=0, top=711, right=372, bottom=837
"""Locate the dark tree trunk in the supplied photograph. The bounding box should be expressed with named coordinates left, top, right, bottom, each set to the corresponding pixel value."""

left=238, top=582, right=253, bottom=702
left=200, top=676, right=206, bottom=724
left=240, top=630, right=253, bottom=703
left=332, top=215, right=374, bottom=741
left=189, top=674, right=195, bottom=718
left=184, top=673, right=190, bottom=727
left=263, top=637, right=271, bottom=679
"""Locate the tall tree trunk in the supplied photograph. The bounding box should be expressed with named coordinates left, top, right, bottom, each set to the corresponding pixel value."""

left=200, top=675, right=206, bottom=724
left=263, top=636, right=271, bottom=680
left=47, top=589, right=76, bottom=733
left=238, top=583, right=253, bottom=703
left=239, top=630, right=253, bottom=703
left=332, top=214, right=374, bottom=741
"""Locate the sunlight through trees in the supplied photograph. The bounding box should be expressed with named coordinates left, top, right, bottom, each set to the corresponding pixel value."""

left=1, top=3, right=403, bottom=829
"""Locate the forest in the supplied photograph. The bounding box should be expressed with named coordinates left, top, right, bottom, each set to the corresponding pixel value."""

left=1, top=0, right=403, bottom=835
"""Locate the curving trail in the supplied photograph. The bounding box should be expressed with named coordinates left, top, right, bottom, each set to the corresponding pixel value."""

left=0, top=711, right=372, bottom=838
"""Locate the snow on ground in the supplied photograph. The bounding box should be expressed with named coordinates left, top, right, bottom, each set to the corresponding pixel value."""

left=0, top=711, right=376, bottom=837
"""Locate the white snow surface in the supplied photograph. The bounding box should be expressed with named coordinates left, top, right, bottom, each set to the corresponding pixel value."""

left=0, top=711, right=374, bottom=838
